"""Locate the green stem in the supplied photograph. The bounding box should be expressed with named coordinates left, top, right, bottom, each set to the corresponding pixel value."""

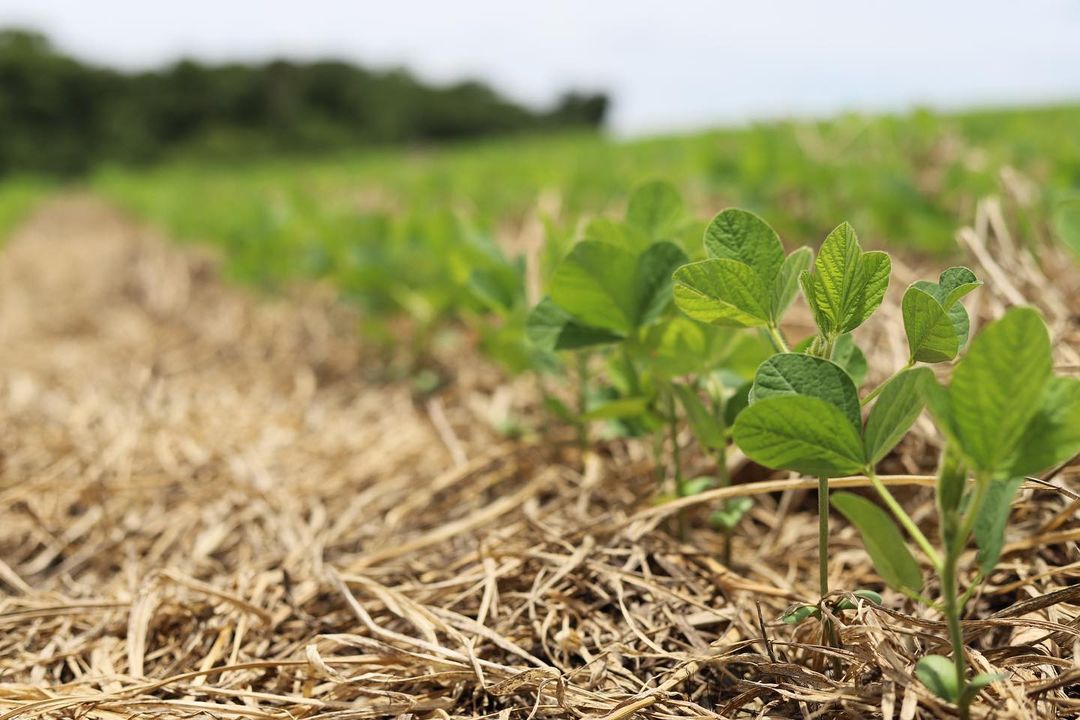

left=818, top=476, right=830, bottom=598
left=575, top=352, right=590, bottom=454
left=667, top=391, right=682, bottom=489
left=861, top=359, right=917, bottom=406
left=941, top=544, right=968, bottom=719
left=867, top=470, right=943, bottom=570
left=765, top=323, right=790, bottom=353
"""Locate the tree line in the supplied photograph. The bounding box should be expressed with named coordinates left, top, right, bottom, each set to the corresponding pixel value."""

left=0, top=29, right=609, bottom=176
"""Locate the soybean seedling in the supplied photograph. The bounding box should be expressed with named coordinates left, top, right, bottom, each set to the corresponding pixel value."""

left=671, top=208, right=812, bottom=551
left=693, top=221, right=888, bottom=642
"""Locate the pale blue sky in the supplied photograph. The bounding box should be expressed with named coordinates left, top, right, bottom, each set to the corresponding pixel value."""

left=4, top=0, right=1080, bottom=134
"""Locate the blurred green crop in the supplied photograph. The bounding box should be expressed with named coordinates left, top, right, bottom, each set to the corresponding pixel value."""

left=88, top=103, right=1080, bottom=374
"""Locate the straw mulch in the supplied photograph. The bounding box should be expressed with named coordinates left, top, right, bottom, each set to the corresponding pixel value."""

left=0, top=194, right=1076, bottom=719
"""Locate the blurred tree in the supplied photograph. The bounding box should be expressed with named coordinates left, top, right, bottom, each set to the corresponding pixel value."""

left=0, top=29, right=609, bottom=176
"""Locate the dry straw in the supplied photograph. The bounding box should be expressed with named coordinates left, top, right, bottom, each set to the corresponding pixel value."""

left=0, top=190, right=1076, bottom=718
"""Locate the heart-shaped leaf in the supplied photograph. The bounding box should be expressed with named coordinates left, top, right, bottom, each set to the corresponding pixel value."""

left=673, top=258, right=770, bottom=327
left=903, top=267, right=981, bottom=363
left=549, top=241, right=637, bottom=334
left=733, top=395, right=866, bottom=477
left=832, top=492, right=923, bottom=594
left=703, top=208, right=785, bottom=289
left=749, top=353, right=861, bottom=428
left=863, top=367, right=932, bottom=465
left=800, top=222, right=891, bottom=338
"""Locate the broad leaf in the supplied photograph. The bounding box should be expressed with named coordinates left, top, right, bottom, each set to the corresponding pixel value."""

left=673, top=259, right=770, bottom=327
left=832, top=492, right=923, bottom=593
left=903, top=267, right=980, bottom=363
left=703, top=208, right=785, bottom=289
left=947, top=307, right=1052, bottom=474
left=832, top=334, right=868, bottom=387
left=525, top=297, right=622, bottom=351
left=973, top=477, right=1024, bottom=575
left=626, top=180, right=683, bottom=240
left=749, top=353, right=861, bottom=428
left=800, top=222, right=891, bottom=337
left=1006, top=376, right=1080, bottom=477
left=916, top=655, right=959, bottom=702
left=549, top=241, right=637, bottom=334
left=733, top=396, right=866, bottom=477
left=583, top=217, right=647, bottom=253
left=771, top=246, right=813, bottom=323
left=672, top=384, right=725, bottom=451
left=634, top=241, right=689, bottom=326
left=863, top=367, right=932, bottom=465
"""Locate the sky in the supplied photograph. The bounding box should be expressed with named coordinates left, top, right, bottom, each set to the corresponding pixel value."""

left=4, top=0, right=1080, bottom=135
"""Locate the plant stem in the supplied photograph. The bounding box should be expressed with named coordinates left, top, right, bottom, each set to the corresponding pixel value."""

left=861, top=359, right=916, bottom=406
left=867, top=470, right=943, bottom=570
left=818, top=476, right=830, bottom=598
left=941, top=546, right=968, bottom=719
left=575, top=352, right=589, bottom=454
left=944, top=476, right=990, bottom=720
left=765, top=323, right=791, bottom=353
left=667, top=391, right=682, bottom=489
left=717, top=442, right=733, bottom=566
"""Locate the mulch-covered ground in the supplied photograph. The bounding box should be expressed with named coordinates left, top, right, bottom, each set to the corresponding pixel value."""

left=0, top=195, right=1076, bottom=719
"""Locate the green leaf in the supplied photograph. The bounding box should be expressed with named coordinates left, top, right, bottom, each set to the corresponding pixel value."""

left=831, top=334, right=868, bottom=387
left=1006, top=377, right=1080, bottom=477
left=672, top=259, right=770, bottom=327
left=973, top=477, right=1024, bottom=575
left=703, top=208, right=785, bottom=289
left=800, top=222, right=891, bottom=337
left=723, top=381, right=752, bottom=426
left=782, top=604, right=820, bottom=625
left=903, top=267, right=980, bottom=363
left=749, top=353, right=861, bottom=429
left=710, top=496, right=753, bottom=530
left=583, top=217, right=647, bottom=253
left=672, top=384, right=725, bottom=451
left=863, top=367, right=932, bottom=465
left=525, top=297, right=622, bottom=351
left=733, top=396, right=866, bottom=477
left=836, top=589, right=883, bottom=610
left=634, top=241, right=689, bottom=326
left=581, top=396, right=653, bottom=421
left=549, top=241, right=637, bottom=334
left=916, top=655, right=959, bottom=702
left=832, top=492, right=923, bottom=593
left=903, top=286, right=961, bottom=363
left=947, top=307, right=1053, bottom=474
left=770, top=247, right=812, bottom=323
left=679, top=476, right=714, bottom=497
left=626, top=180, right=683, bottom=240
